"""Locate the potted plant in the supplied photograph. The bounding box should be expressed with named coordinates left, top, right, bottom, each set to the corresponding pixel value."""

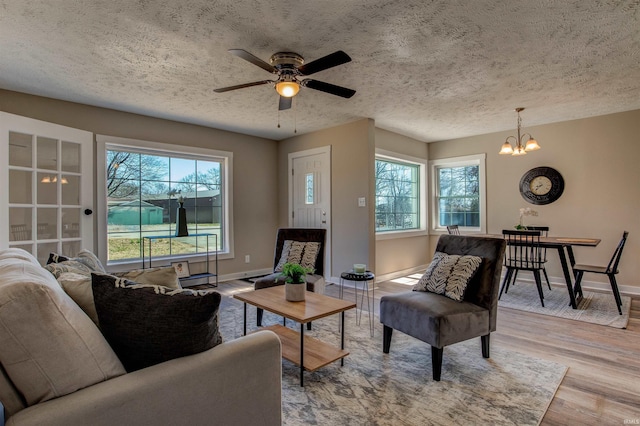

left=279, top=262, right=314, bottom=301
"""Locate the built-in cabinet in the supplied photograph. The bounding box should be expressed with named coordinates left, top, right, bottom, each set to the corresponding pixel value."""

left=0, top=112, right=93, bottom=265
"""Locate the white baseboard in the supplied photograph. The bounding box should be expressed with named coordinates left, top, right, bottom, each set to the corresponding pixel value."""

left=217, top=268, right=273, bottom=283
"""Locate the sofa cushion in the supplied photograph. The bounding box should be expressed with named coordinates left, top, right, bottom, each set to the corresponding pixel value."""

left=91, top=273, right=223, bottom=372
left=44, top=259, right=92, bottom=278
left=413, top=251, right=482, bottom=302
left=0, top=250, right=126, bottom=406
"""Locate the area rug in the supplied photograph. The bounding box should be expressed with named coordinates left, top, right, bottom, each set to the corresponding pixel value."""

left=219, top=295, right=567, bottom=426
left=498, top=283, right=630, bottom=329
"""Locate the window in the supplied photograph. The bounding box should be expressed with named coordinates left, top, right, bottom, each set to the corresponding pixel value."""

left=430, top=154, right=486, bottom=233
left=375, top=150, right=427, bottom=236
left=96, top=136, right=232, bottom=265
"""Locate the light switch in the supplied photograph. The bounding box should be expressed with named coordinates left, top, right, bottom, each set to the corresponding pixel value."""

left=358, top=197, right=366, bottom=207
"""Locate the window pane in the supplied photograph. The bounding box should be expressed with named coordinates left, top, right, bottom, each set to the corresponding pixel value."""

left=106, top=148, right=224, bottom=262
left=436, top=164, right=480, bottom=228
left=375, top=158, right=420, bottom=232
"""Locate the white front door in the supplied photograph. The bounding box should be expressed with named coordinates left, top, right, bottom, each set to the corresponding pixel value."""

left=289, top=146, right=331, bottom=277
left=0, top=112, right=93, bottom=265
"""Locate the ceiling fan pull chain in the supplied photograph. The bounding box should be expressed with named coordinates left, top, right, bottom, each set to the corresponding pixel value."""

left=277, top=109, right=281, bottom=128
left=294, top=101, right=297, bottom=134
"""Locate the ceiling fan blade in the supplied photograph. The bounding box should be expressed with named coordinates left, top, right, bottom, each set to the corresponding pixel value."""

left=213, top=80, right=273, bottom=93
left=279, top=96, right=292, bottom=111
left=303, top=79, right=356, bottom=98
left=228, top=49, right=277, bottom=73
left=297, top=51, right=352, bottom=75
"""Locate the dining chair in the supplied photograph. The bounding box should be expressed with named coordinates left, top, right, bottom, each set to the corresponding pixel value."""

left=499, top=229, right=547, bottom=307
left=573, top=231, right=628, bottom=315
left=508, top=226, right=552, bottom=291
left=446, top=225, right=460, bottom=235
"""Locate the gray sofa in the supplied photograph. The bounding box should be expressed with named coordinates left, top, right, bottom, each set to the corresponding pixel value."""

left=0, top=248, right=282, bottom=426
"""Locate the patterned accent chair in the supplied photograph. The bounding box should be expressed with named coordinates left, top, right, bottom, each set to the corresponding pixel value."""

left=254, top=228, right=326, bottom=327
left=380, top=234, right=506, bottom=381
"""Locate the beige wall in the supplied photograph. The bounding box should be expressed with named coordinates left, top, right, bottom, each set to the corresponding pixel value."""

left=278, top=119, right=375, bottom=278
left=429, top=109, right=640, bottom=291
left=374, top=128, right=430, bottom=278
left=0, top=89, right=279, bottom=277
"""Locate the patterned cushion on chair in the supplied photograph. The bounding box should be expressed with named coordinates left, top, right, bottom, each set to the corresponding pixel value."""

left=413, top=251, right=482, bottom=301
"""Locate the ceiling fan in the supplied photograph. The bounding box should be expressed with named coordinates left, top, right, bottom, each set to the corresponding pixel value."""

left=214, top=49, right=356, bottom=111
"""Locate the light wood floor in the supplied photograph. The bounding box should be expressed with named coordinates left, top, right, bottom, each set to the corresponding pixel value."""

left=214, top=278, right=640, bottom=425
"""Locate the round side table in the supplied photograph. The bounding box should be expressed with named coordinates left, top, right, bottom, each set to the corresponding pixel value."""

left=340, top=270, right=375, bottom=336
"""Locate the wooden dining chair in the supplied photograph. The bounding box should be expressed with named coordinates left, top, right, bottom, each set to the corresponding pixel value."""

left=573, top=231, right=628, bottom=315
left=446, top=225, right=460, bottom=235
left=499, top=229, right=547, bottom=307
left=509, top=226, right=552, bottom=291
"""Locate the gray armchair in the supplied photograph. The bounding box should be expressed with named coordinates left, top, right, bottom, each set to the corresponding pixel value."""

left=380, top=234, right=506, bottom=381
left=254, top=228, right=326, bottom=327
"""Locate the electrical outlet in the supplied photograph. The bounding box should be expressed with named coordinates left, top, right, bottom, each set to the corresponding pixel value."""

left=358, top=197, right=366, bottom=207
left=245, top=255, right=250, bottom=263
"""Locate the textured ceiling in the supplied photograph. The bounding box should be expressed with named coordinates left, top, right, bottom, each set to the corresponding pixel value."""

left=1, top=0, right=639, bottom=142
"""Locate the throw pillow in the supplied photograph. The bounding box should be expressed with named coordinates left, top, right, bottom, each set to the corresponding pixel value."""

left=274, top=240, right=293, bottom=272
left=47, top=249, right=106, bottom=273
left=116, top=266, right=182, bottom=289
left=300, top=242, right=320, bottom=271
left=274, top=240, right=320, bottom=272
left=91, top=273, right=223, bottom=372
left=44, top=259, right=92, bottom=278
left=57, top=272, right=99, bottom=324
left=413, top=251, right=482, bottom=302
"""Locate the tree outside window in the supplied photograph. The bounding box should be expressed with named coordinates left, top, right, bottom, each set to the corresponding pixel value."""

left=437, top=165, right=480, bottom=227
left=106, top=149, right=223, bottom=262
left=375, top=159, right=420, bottom=232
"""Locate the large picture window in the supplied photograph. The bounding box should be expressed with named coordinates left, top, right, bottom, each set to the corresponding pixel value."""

left=375, top=150, right=427, bottom=236
left=430, top=154, right=486, bottom=233
left=97, top=136, right=232, bottom=265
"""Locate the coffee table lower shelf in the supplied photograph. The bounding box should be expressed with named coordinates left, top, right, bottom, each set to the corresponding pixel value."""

left=261, top=324, right=349, bottom=372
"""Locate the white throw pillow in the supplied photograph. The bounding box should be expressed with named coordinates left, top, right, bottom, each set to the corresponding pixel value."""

left=413, top=251, right=482, bottom=302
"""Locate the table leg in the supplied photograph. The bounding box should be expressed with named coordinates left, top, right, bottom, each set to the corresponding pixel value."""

left=566, top=245, right=584, bottom=299
left=340, top=311, right=345, bottom=367
left=557, top=247, right=579, bottom=308
left=300, top=323, right=305, bottom=387
left=566, top=246, right=578, bottom=279
left=243, top=303, right=247, bottom=336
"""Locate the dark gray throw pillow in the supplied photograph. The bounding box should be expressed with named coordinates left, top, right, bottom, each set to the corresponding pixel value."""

left=91, top=273, right=222, bottom=372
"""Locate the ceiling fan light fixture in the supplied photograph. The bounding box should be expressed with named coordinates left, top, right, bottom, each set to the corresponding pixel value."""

left=275, top=81, right=300, bottom=98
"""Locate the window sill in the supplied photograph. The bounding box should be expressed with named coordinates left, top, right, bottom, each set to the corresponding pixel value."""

left=376, top=229, right=429, bottom=241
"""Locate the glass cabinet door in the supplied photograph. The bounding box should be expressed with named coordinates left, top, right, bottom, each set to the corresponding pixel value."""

left=1, top=112, right=93, bottom=265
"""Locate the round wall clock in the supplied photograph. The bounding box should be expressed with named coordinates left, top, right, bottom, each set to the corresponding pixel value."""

left=519, top=167, right=564, bottom=205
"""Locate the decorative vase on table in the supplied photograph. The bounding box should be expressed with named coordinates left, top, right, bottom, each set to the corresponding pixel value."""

left=175, top=197, right=189, bottom=237
left=281, top=263, right=314, bottom=302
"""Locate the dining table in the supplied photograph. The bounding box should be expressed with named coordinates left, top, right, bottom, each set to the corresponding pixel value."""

left=486, top=234, right=600, bottom=309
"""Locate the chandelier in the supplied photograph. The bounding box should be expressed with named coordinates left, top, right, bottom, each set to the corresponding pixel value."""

left=498, top=108, right=541, bottom=156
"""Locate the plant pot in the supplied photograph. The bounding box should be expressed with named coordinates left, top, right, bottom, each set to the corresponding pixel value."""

left=285, top=282, right=306, bottom=302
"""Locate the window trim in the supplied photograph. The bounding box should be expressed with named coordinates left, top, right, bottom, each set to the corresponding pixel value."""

left=375, top=148, right=428, bottom=241
left=96, top=135, right=234, bottom=268
left=429, top=153, right=486, bottom=234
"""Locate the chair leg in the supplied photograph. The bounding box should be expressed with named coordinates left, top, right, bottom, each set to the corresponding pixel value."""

left=499, top=268, right=513, bottom=299
left=543, top=267, right=552, bottom=290
left=573, top=271, right=584, bottom=299
left=307, top=322, right=312, bottom=330
left=481, top=334, right=490, bottom=358
left=382, top=325, right=393, bottom=353
left=533, top=270, right=545, bottom=307
left=511, top=270, right=519, bottom=286
left=431, top=346, right=443, bottom=381
left=608, top=274, right=623, bottom=315
left=257, top=308, right=263, bottom=327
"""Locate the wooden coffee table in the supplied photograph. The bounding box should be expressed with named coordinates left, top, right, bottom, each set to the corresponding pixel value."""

left=234, top=286, right=356, bottom=386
